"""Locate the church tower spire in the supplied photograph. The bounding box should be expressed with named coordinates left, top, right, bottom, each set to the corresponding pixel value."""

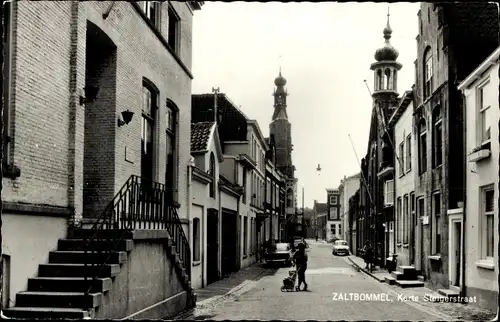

left=272, top=67, right=288, bottom=120
left=269, top=68, right=294, bottom=178
left=370, top=7, right=402, bottom=116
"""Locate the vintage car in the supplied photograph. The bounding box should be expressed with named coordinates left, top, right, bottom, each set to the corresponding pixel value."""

left=332, top=239, right=350, bottom=256
left=265, top=243, right=293, bottom=266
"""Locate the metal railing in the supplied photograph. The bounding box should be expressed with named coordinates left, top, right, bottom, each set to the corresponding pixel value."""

left=82, top=175, right=191, bottom=302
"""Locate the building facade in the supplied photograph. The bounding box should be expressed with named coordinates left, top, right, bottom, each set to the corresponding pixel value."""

left=190, top=121, right=224, bottom=288
left=348, top=189, right=361, bottom=254
left=339, top=173, right=361, bottom=247
left=458, top=46, right=500, bottom=311
left=326, top=189, right=342, bottom=241
left=313, top=200, right=328, bottom=240
left=2, top=1, right=203, bottom=318
left=389, top=91, right=416, bottom=266
left=413, top=2, right=498, bottom=290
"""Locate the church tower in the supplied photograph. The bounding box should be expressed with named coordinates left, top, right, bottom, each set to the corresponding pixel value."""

left=269, top=68, right=294, bottom=178
left=370, top=10, right=401, bottom=119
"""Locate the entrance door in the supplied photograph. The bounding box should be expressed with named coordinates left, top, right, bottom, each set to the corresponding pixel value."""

left=454, top=222, right=462, bottom=286
left=221, top=211, right=237, bottom=277
left=410, top=211, right=416, bottom=265
left=207, top=209, right=219, bottom=285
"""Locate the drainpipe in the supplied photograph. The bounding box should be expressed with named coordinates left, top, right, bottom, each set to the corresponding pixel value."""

left=460, top=91, right=467, bottom=297
left=218, top=184, right=222, bottom=278
left=187, top=157, right=194, bottom=282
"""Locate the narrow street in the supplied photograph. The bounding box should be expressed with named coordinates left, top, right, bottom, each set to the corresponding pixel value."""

left=176, top=241, right=452, bottom=321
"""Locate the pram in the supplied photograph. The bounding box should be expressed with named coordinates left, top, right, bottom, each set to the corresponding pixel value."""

left=280, top=269, right=300, bottom=292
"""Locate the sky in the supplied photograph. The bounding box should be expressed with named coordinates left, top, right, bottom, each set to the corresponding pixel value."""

left=191, top=2, right=421, bottom=208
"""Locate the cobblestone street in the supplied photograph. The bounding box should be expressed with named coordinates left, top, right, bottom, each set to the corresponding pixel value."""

left=169, top=241, right=495, bottom=321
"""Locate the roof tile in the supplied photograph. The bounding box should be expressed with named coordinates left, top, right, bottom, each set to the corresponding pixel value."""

left=191, top=122, right=215, bottom=153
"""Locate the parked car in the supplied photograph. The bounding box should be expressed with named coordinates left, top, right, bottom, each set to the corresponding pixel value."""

left=332, top=240, right=350, bottom=256
left=265, top=243, right=293, bottom=266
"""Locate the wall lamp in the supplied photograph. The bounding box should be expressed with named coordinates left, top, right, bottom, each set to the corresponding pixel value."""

left=79, top=86, right=99, bottom=105
left=118, top=110, right=135, bottom=127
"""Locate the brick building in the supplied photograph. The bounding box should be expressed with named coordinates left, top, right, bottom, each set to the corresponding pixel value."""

left=357, top=12, right=400, bottom=268
left=412, top=2, right=498, bottom=291
left=326, top=188, right=341, bottom=241
left=2, top=1, right=203, bottom=318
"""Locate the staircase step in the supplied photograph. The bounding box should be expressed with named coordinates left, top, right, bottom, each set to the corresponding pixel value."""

left=16, top=291, right=102, bottom=309
left=397, top=265, right=417, bottom=275
left=385, top=276, right=396, bottom=285
left=28, top=277, right=112, bottom=293
left=395, top=280, right=424, bottom=288
left=390, top=271, right=408, bottom=280
left=438, top=289, right=460, bottom=298
left=57, top=238, right=133, bottom=252
left=68, top=228, right=134, bottom=240
left=38, top=263, right=120, bottom=278
left=3, top=306, right=92, bottom=319
left=49, top=250, right=127, bottom=264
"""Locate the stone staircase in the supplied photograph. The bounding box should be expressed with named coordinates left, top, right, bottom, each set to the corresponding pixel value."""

left=385, top=265, right=424, bottom=288
left=437, top=288, right=460, bottom=300
left=3, top=229, right=195, bottom=319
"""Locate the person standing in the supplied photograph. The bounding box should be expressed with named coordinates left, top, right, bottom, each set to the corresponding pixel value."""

left=363, top=240, right=373, bottom=270
left=293, top=243, right=308, bottom=290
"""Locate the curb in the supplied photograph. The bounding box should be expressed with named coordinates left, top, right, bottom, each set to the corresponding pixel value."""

left=346, top=256, right=386, bottom=283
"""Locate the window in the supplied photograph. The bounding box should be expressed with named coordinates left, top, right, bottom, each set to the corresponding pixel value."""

left=243, top=217, right=248, bottom=256
left=338, top=224, right=341, bottom=234
left=432, top=193, right=441, bottom=254
left=3, top=2, right=12, bottom=166
left=141, top=1, right=161, bottom=29
left=166, top=102, right=177, bottom=201
left=418, top=119, right=427, bottom=174
left=482, top=186, right=495, bottom=259
left=141, top=82, right=157, bottom=183
left=399, top=141, right=405, bottom=175
left=410, top=192, right=416, bottom=237
left=478, top=82, right=492, bottom=145
left=168, top=5, right=180, bottom=52
left=403, top=195, right=409, bottom=244
left=432, top=105, right=442, bottom=168
left=266, top=179, right=271, bottom=204
left=424, top=49, right=433, bottom=98
left=329, top=207, right=338, bottom=220
left=397, top=197, right=402, bottom=243
left=242, top=167, right=247, bottom=204
left=250, top=218, right=254, bottom=254
left=331, top=224, right=336, bottom=235
left=330, top=195, right=338, bottom=205
left=406, top=135, right=412, bottom=171
left=193, top=218, right=200, bottom=262
left=384, top=180, right=394, bottom=206
left=209, top=153, right=216, bottom=198
left=418, top=197, right=425, bottom=218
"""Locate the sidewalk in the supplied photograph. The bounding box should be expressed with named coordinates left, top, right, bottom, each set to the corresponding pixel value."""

left=168, top=262, right=273, bottom=320
left=346, top=255, right=392, bottom=282
left=194, top=263, right=270, bottom=303
left=346, top=255, right=496, bottom=321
